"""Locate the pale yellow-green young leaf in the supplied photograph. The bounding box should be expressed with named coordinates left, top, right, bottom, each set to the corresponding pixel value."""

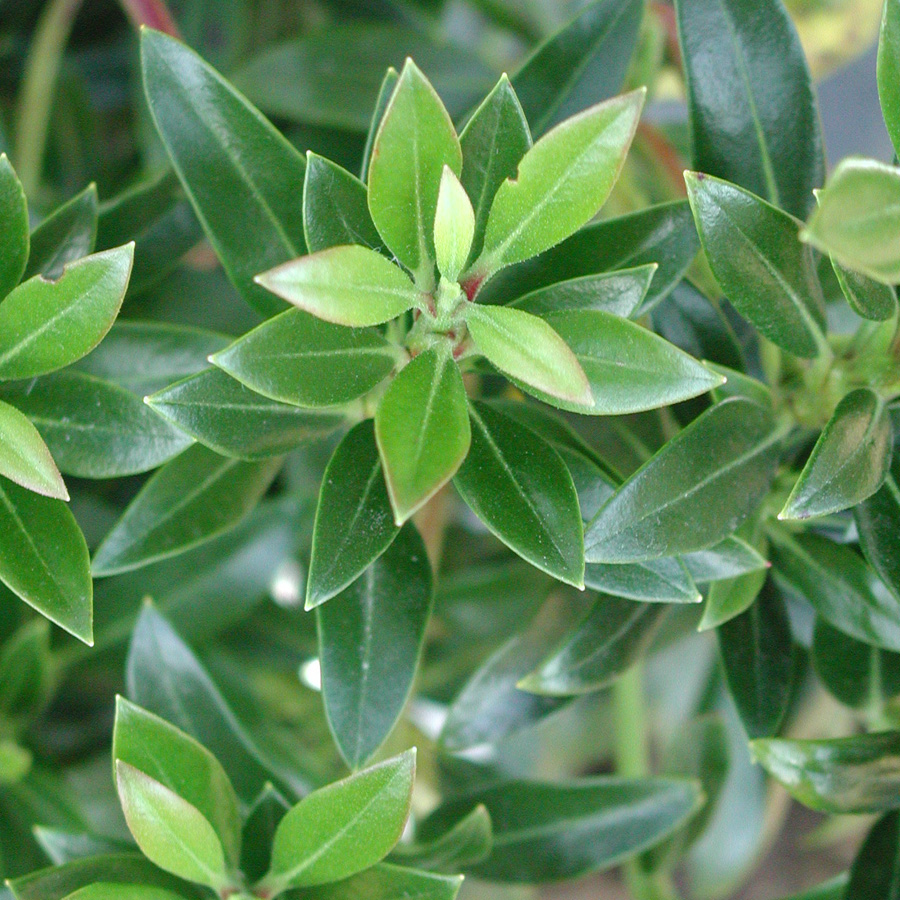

left=434, top=166, right=475, bottom=282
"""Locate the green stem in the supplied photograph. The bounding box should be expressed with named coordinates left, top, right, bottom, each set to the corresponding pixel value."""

left=14, top=0, right=85, bottom=197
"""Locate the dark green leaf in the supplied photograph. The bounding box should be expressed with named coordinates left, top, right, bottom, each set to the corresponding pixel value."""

left=845, top=811, right=900, bottom=900
left=512, top=266, right=655, bottom=318
left=0, top=155, right=28, bottom=300
left=454, top=402, right=584, bottom=587
left=318, top=523, right=432, bottom=768
left=585, top=398, right=781, bottom=563
left=855, top=454, right=900, bottom=601
left=392, top=806, right=492, bottom=873
left=680, top=537, right=768, bottom=583
left=241, top=786, right=289, bottom=883
left=92, top=445, right=281, bottom=576
left=879, top=0, right=900, bottom=156
left=297, top=863, right=461, bottom=900
left=831, top=258, right=897, bottom=321
left=0, top=398, right=67, bottom=498
left=212, top=309, right=396, bottom=408
left=0, top=619, right=52, bottom=724
left=33, top=829, right=129, bottom=865
left=686, top=173, right=826, bottom=358
left=675, top=0, right=823, bottom=218
left=141, top=29, right=307, bottom=316
left=24, top=184, right=98, bottom=281
left=307, top=421, right=398, bottom=609
left=361, top=68, right=399, bottom=183
left=584, top=558, right=701, bottom=604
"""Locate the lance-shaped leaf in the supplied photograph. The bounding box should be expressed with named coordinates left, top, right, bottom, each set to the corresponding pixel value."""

left=301, top=863, right=462, bottom=900
left=780, top=388, right=893, bottom=520
left=0, top=399, right=67, bottom=499
left=57, top=887, right=185, bottom=900
left=24, top=183, right=98, bottom=280
left=520, top=595, right=669, bottom=696
left=420, top=774, right=700, bottom=882
left=146, top=368, right=343, bottom=461
left=1, top=371, right=191, bottom=478
left=0, top=155, right=28, bottom=300
left=680, top=537, right=768, bottom=583
left=211, top=309, right=397, bottom=409
left=584, top=558, right=701, bottom=604
left=256, top=245, right=421, bottom=327
left=855, top=455, right=900, bottom=600
left=434, top=167, right=475, bottom=283
left=513, top=266, right=655, bottom=318
left=512, top=0, right=644, bottom=135
left=115, top=761, right=230, bottom=890
left=770, top=530, right=900, bottom=651
left=585, top=398, right=781, bottom=563
left=303, top=153, right=381, bottom=253
left=361, top=67, right=399, bottom=183
left=675, top=0, right=823, bottom=219
left=141, top=29, right=307, bottom=316
left=113, top=697, right=241, bottom=869
left=241, top=786, right=290, bottom=883
left=454, top=402, right=584, bottom=587
left=318, top=524, right=432, bottom=768
left=465, top=304, right=591, bottom=406
left=686, top=173, right=826, bottom=358
left=307, top=421, right=399, bottom=609
left=802, top=158, right=900, bottom=285
left=0, top=478, right=91, bottom=643
left=751, top=731, right=900, bottom=814
left=0, top=244, right=133, bottom=380
left=879, top=0, right=900, bottom=156
left=474, top=90, right=644, bottom=274
left=718, top=579, right=794, bottom=739
left=392, top=806, right=492, bottom=873
left=831, top=258, right=897, bottom=321
left=460, top=75, right=532, bottom=266
left=367, top=60, right=462, bottom=283
left=846, top=811, right=900, bottom=900
left=92, top=445, right=282, bottom=576
left=263, top=751, right=415, bottom=891
left=375, top=345, right=470, bottom=525
left=700, top=564, right=767, bottom=632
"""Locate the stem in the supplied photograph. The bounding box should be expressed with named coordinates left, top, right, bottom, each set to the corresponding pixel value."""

left=117, top=0, right=180, bottom=36
left=14, top=0, right=85, bottom=197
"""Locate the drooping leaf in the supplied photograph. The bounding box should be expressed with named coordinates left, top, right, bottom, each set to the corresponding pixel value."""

left=375, top=345, right=470, bottom=525
left=141, top=29, right=307, bottom=316
left=780, top=388, right=893, bottom=520
left=318, top=524, right=432, bottom=768
left=0, top=399, right=67, bottom=499
left=0, top=155, right=28, bottom=300
left=675, top=0, right=824, bottom=218
left=211, top=309, right=397, bottom=409
left=585, top=398, right=781, bottom=563
left=307, top=420, right=398, bottom=609
left=24, top=184, right=98, bottom=281
left=879, top=0, right=900, bottom=156
left=845, top=811, right=900, bottom=900
left=454, top=402, right=584, bottom=587
left=0, top=245, right=133, bottom=380
left=686, top=173, right=826, bottom=358
left=92, top=445, right=282, bottom=576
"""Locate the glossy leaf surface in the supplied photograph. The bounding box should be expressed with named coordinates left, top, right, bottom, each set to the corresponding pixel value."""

left=301, top=863, right=461, bottom=900
left=855, top=455, right=900, bottom=600
left=0, top=155, right=28, bottom=300
left=584, top=558, right=700, bottom=604
left=0, top=399, right=67, bottom=499
left=24, top=184, right=97, bottom=281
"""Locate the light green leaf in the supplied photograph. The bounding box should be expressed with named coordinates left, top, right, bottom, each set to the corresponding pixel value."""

left=299, top=863, right=462, bottom=900
left=61, top=886, right=186, bottom=900
left=0, top=399, right=67, bottom=499
left=879, top=0, right=900, bottom=156
left=680, top=537, right=768, bottom=583
left=584, top=557, right=701, bottom=604
left=434, top=166, right=475, bottom=283
left=0, top=154, right=28, bottom=300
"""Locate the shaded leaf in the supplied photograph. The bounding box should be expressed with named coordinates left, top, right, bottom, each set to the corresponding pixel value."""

left=0, top=155, right=27, bottom=299
left=24, top=184, right=98, bottom=281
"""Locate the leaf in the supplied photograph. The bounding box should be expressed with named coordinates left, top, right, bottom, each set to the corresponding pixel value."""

left=465, top=304, right=592, bottom=406
left=24, top=184, right=98, bottom=281
left=92, top=445, right=282, bottom=576
left=0, top=477, right=91, bottom=643
left=474, top=90, right=644, bottom=274
left=845, top=811, right=900, bottom=900
left=303, top=154, right=381, bottom=253
left=584, top=558, right=701, bottom=604
left=141, top=29, right=307, bottom=317
left=375, top=345, right=470, bottom=525
left=520, top=595, right=668, bottom=696
left=256, top=245, right=420, bottom=327
left=0, top=155, right=28, bottom=300
left=855, top=454, right=900, bottom=601
left=318, top=524, right=432, bottom=768
left=115, top=761, right=229, bottom=890
left=718, top=579, right=794, bottom=739
left=700, top=563, right=767, bottom=632
left=211, top=309, right=397, bottom=408
left=307, top=421, right=399, bottom=609
left=60, top=887, right=187, bottom=900
left=0, top=371, right=191, bottom=478
left=480, top=201, right=699, bottom=313
left=512, top=0, right=644, bottom=135
left=685, top=173, right=826, bottom=358
left=770, top=530, right=900, bottom=652
left=146, top=367, right=343, bottom=460
left=675, top=0, right=824, bottom=218
left=434, top=167, right=475, bottom=282
left=532, top=309, right=723, bottom=414
left=0, top=245, right=134, bottom=380
left=512, top=265, right=655, bottom=317
left=241, top=786, right=290, bottom=883
left=0, top=619, right=52, bottom=723
left=454, top=402, right=584, bottom=588
left=34, top=829, right=129, bottom=866
left=802, top=158, right=900, bottom=285
left=263, top=751, right=415, bottom=891
left=780, top=388, right=893, bottom=520
left=459, top=75, right=532, bottom=266
left=750, top=731, right=900, bottom=813
left=812, top=618, right=900, bottom=709
left=0, top=399, right=67, bottom=498
left=680, top=537, right=768, bottom=583
left=367, top=60, right=462, bottom=283
left=113, top=697, right=241, bottom=869
left=879, top=0, right=900, bottom=156
left=73, top=321, right=229, bottom=397
left=831, top=257, right=897, bottom=322
left=585, top=398, right=781, bottom=563
left=421, top=774, right=700, bottom=882
left=361, top=67, right=399, bottom=183
left=392, top=806, right=492, bottom=873
left=299, top=863, right=462, bottom=900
